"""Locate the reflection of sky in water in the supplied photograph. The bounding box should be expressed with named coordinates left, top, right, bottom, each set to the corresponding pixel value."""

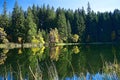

left=65, top=72, right=119, bottom=80
left=0, top=73, right=28, bottom=80
left=0, top=73, right=12, bottom=80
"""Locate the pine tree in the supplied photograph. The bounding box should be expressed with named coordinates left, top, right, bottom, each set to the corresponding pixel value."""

left=73, top=10, right=85, bottom=41
left=11, top=1, right=25, bottom=42
left=3, top=0, right=7, bottom=16
left=11, top=0, right=20, bottom=41
left=43, top=5, right=56, bottom=31
left=25, top=7, right=37, bottom=42
left=12, top=0, right=19, bottom=28
left=81, top=7, right=86, bottom=20
left=38, top=4, right=47, bottom=30
left=0, top=0, right=9, bottom=29
left=32, top=4, right=39, bottom=25
left=87, top=2, right=91, bottom=15
left=18, top=7, right=25, bottom=38
left=66, top=20, right=71, bottom=39
left=85, top=2, right=93, bottom=42
left=56, top=8, right=67, bottom=41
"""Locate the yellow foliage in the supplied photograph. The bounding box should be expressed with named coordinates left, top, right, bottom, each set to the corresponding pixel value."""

left=32, top=47, right=40, bottom=55
left=32, top=46, right=45, bottom=56
left=63, top=48, right=67, bottom=52
left=31, top=35, right=45, bottom=55
left=39, top=37, right=45, bottom=44
left=3, top=39, right=9, bottom=43
left=50, top=46, right=60, bottom=61
left=49, top=28, right=59, bottom=43
left=18, top=37, right=22, bottom=43
left=3, top=49, right=9, bottom=54
left=72, top=34, right=79, bottom=42
left=0, top=27, right=4, bottom=31
left=55, top=34, right=59, bottom=42
left=32, top=33, right=45, bottom=44
left=32, top=36, right=39, bottom=43
left=72, top=46, right=80, bottom=54
left=54, top=46, right=59, bottom=61
left=39, top=46, right=45, bottom=54
left=0, top=27, right=9, bottom=43
left=18, top=49, right=22, bottom=54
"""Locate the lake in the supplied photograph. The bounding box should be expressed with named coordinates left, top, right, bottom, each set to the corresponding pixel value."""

left=0, top=44, right=120, bottom=80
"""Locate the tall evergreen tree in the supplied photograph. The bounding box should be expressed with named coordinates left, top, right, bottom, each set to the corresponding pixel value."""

left=56, top=8, right=67, bottom=41
left=3, top=0, right=7, bottom=15
left=67, top=20, right=71, bottom=39
left=38, top=4, right=47, bottom=30
left=25, top=7, right=37, bottom=42
left=18, top=7, right=25, bottom=38
left=32, top=4, right=39, bottom=25
left=11, top=1, right=25, bottom=42
left=45, top=5, right=56, bottom=30
left=11, top=0, right=20, bottom=41
left=73, top=10, right=85, bottom=41
left=65, top=9, right=74, bottom=26
left=87, top=2, right=91, bottom=15
left=0, top=0, right=9, bottom=29
left=85, top=2, right=93, bottom=42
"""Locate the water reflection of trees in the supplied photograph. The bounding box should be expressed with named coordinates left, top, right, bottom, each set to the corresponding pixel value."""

left=0, top=45, right=120, bottom=79
left=0, top=49, right=9, bottom=65
left=49, top=46, right=61, bottom=61
left=0, top=47, right=45, bottom=80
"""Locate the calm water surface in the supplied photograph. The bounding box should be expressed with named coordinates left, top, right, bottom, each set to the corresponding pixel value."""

left=0, top=44, right=120, bottom=80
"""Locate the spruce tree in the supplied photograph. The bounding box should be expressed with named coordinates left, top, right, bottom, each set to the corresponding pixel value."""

left=56, top=8, right=67, bottom=41
left=73, top=10, right=85, bottom=41
left=11, top=1, right=25, bottom=42
left=67, top=20, right=71, bottom=39
left=0, top=0, right=9, bottom=29
left=25, top=7, right=37, bottom=42
left=11, top=0, right=20, bottom=42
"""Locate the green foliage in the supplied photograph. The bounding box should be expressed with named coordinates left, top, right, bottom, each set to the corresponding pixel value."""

left=66, top=20, right=72, bottom=40
left=56, top=8, right=67, bottom=41
left=11, top=1, right=25, bottom=42
left=26, top=7, right=37, bottom=42
left=87, top=2, right=91, bottom=15
left=73, top=10, right=85, bottom=41
left=0, top=0, right=9, bottom=30
left=1, top=1, right=120, bottom=43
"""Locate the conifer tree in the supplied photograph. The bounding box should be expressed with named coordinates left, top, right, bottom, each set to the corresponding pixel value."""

left=66, top=20, right=71, bottom=39
left=0, top=0, right=9, bottom=29
left=56, top=8, right=67, bottom=41
left=25, top=7, right=37, bottom=42
left=11, top=1, right=25, bottom=42
left=73, top=10, right=85, bottom=41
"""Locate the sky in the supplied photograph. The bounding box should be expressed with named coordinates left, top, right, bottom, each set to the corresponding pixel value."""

left=0, top=0, right=120, bottom=14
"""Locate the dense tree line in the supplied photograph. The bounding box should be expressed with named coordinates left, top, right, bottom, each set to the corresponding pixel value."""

left=0, top=1, right=120, bottom=43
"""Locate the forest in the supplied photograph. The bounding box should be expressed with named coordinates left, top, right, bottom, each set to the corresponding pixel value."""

left=0, top=0, right=120, bottom=44
left=1, top=1, right=120, bottom=79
